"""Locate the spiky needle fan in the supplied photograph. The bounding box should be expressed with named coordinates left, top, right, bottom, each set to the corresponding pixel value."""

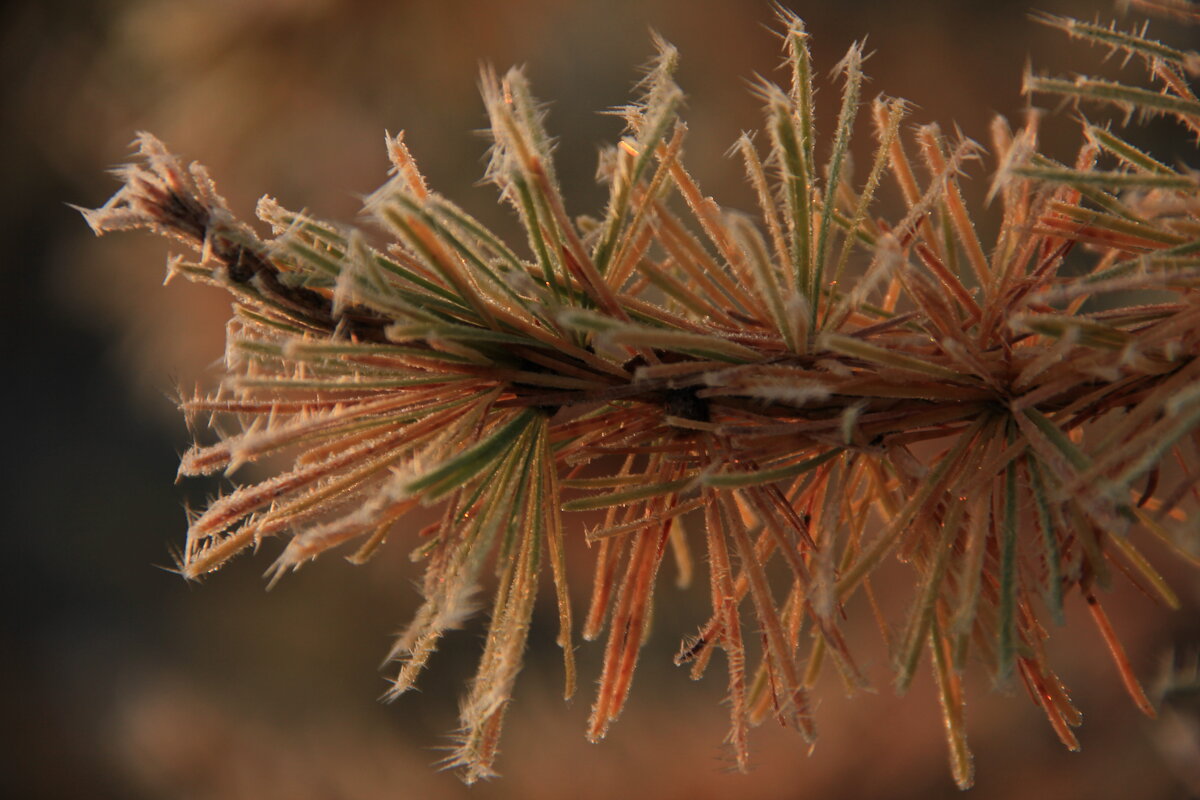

left=81, top=10, right=1200, bottom=788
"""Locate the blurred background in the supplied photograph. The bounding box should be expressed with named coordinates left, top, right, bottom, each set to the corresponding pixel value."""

left=4, top=0, right=1199, bottom=797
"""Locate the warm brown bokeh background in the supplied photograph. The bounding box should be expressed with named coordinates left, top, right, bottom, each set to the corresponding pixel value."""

left=4, top=1, right=1199, bottom=798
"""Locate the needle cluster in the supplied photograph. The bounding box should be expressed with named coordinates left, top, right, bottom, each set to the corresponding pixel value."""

left=81, top=8, right=1200, bottom=788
